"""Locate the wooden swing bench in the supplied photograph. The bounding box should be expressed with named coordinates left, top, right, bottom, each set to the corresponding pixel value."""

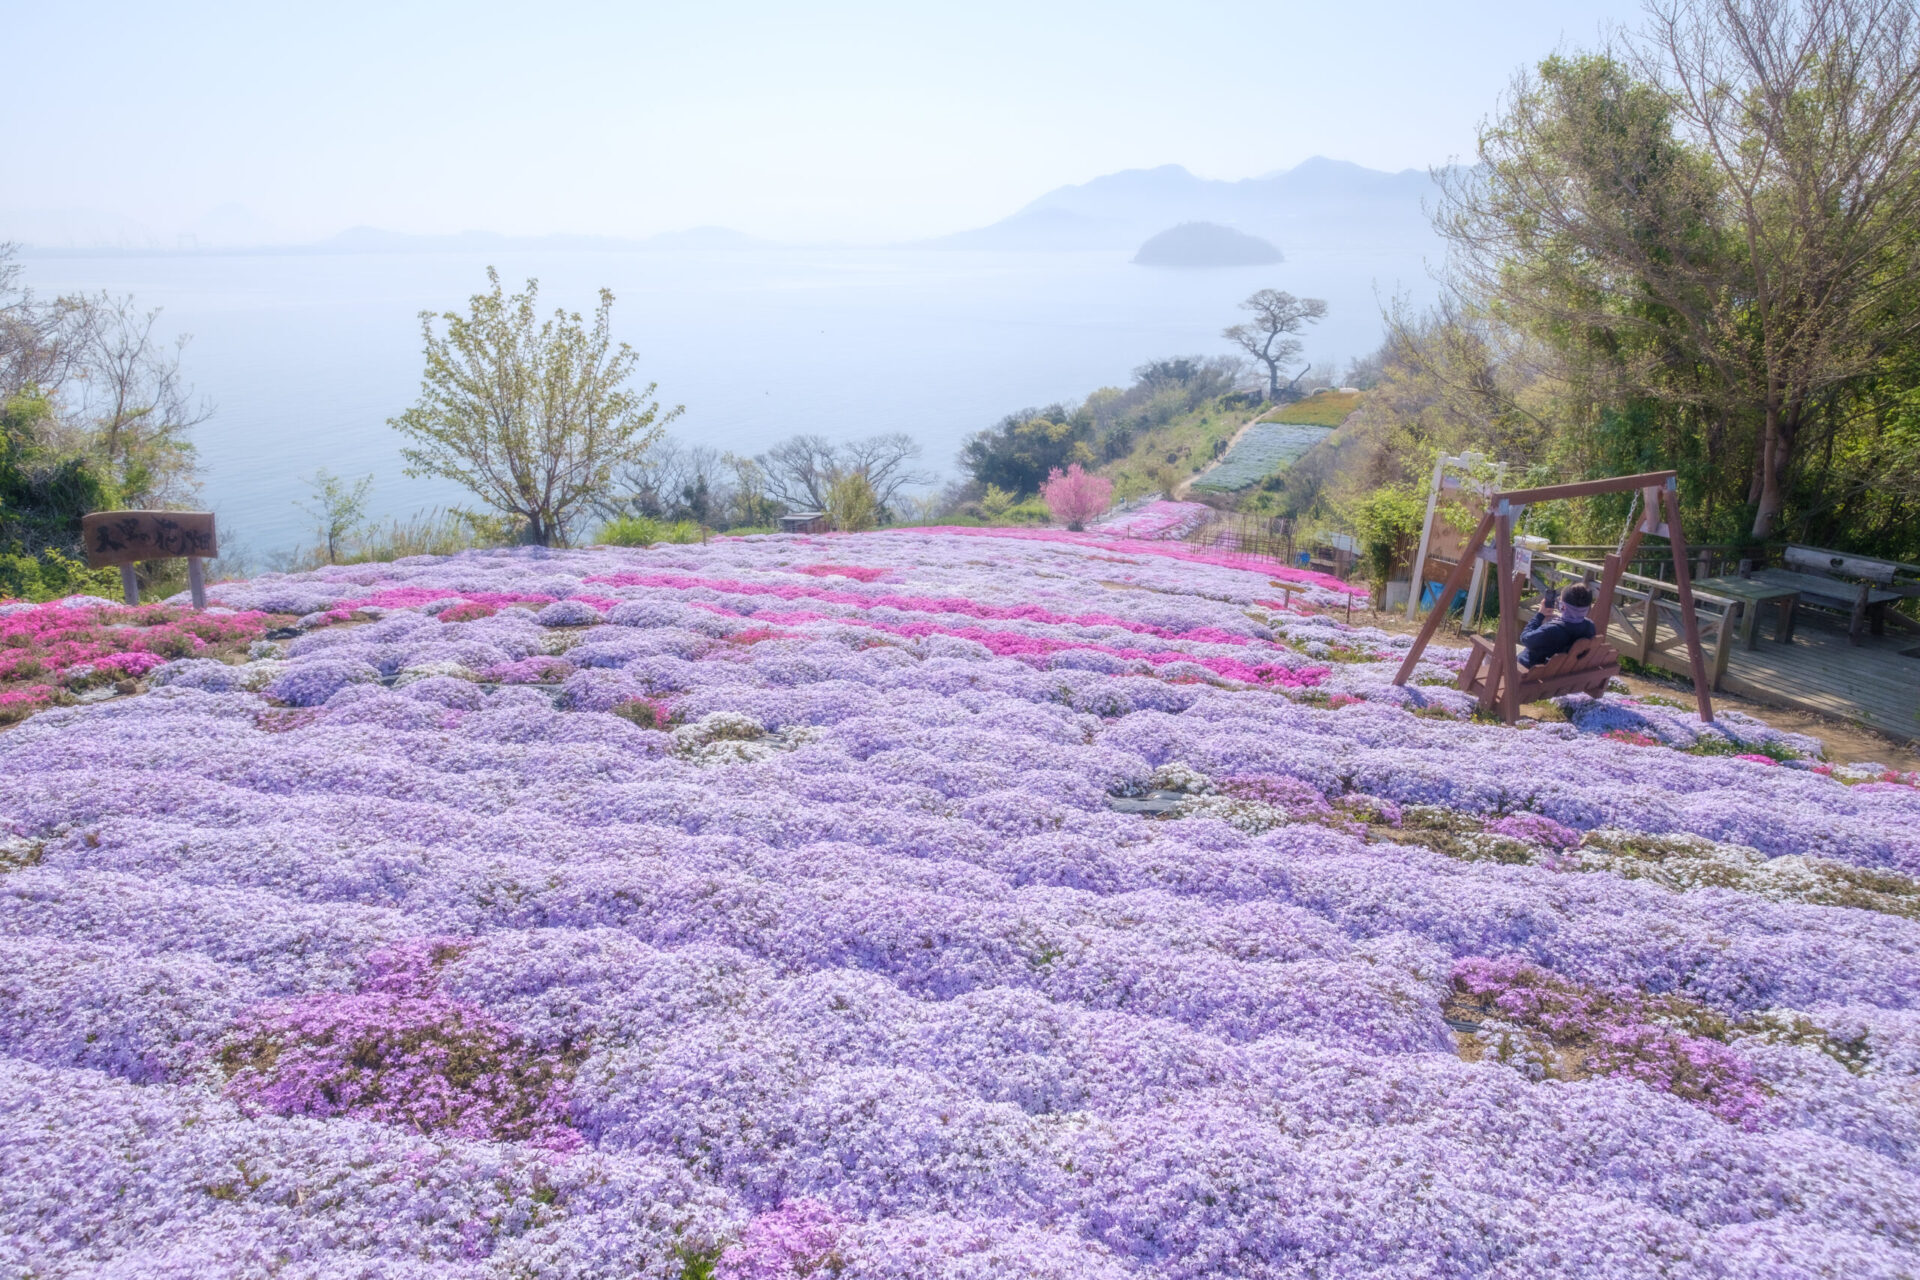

left=1392, top=470, right=1714, bottom=726
left=1456, top=634, right=1620, bottom=710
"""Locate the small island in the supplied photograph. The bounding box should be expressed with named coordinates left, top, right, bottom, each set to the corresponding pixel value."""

left=1132, top=221, right=1284, bottom=267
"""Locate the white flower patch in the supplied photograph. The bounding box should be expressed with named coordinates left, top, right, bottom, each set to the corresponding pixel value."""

left=1149, top=762, right=1214, bottom=794
left=391, top=661, right=481, bottom=688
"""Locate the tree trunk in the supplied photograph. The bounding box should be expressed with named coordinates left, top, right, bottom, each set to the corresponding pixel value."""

left=1751, top=400, right=1784, bottom=539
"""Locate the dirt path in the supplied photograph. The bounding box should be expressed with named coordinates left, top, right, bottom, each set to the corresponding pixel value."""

left=1177, top=411, right=1269, bottom=500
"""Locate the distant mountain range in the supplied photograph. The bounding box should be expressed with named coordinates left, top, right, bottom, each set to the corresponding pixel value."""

left=316, top=225, right=767, bottom=253
left=925, top=157, right=1442, bottom=255
left=7, top=158, right=1442, bottom=256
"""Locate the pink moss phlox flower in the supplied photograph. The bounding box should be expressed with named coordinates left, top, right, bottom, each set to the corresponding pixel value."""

left=220, top=936, right=577, bottom=1150
left=1734, top=753, right=1779, bottom=766
left=717, top=1199, right=845, bottom=1280
left=793, top=564, right=891, bottom=582
left=1452, top=956, right=1766, bottom=1126
left=1487, top=813, right=1583, bottom=849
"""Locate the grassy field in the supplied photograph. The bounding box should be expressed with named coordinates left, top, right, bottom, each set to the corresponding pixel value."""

left=1260, top=389, right=1365, bottom=427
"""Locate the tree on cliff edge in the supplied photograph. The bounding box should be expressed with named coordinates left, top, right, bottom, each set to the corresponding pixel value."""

left=1224, top=289, right=1327, bottom=401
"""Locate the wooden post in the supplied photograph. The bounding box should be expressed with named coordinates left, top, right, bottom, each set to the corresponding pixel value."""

left=1661, top=483, right=1714, bottom=722
left=1494, top=503, right=1523, bottom=723
left=1392, top=510, right=1495, bottom=686
left=1462, top=558, right=1489, bottom=630
left=119, top=564, right=139, bottom=606
left=1406, top=454, right=1446, bottom=621
left=187, top=557, right=208, bottom=609
left=1592, top=553, right=1625, bottom=633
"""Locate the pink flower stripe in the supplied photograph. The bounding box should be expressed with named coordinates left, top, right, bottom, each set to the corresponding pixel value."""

left=793, top=564, right=892, bottom=582
left=0, top=600, right=277, bottom=721
left=581, top=572, right=1265, bottom=646
left=891, top=525, right=1366, bottom=598
left=329, top=588, right=559, bottom=612
left=836, top=617, right=1329, bottom=687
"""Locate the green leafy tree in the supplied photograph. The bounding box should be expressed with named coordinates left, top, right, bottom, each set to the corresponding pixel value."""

left=1441, top=0, right=1920, bottom=539
left=297, top=469, right=374, bottom=564
left=959, top=407, right=1093, bottom=495
left=826, top=470, right=879, bottom=532
left=1347, top=483, right=1430, bottom=598
left=391, top=269, right=681, bottom=546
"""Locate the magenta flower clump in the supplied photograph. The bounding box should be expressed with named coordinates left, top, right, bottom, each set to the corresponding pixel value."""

left=717, top=1199, right=846, bottom=1280
left=219, top=937, right=578, bottom=1149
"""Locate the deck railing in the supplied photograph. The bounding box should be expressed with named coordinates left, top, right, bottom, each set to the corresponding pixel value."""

left=1535, top=551, right=1745, bottom=689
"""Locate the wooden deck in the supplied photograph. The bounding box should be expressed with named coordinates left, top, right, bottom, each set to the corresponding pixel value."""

left=1604, top=609, right=1920, bottom=742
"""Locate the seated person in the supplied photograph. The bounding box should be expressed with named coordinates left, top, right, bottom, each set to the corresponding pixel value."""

left=1518, top=583, right=1595, bottom=668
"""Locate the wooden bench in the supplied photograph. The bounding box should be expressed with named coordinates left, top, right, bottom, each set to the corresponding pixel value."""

left=1775, top=546, right=1903, bottom=644
left=1456, top=633, right=1620, bottom=710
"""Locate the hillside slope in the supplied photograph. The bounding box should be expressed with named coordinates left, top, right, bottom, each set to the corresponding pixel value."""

left=2, top=532, right=1917, bottom=1276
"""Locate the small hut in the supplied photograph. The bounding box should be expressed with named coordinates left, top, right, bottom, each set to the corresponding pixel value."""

left=778, top=511, right=831, bottom=534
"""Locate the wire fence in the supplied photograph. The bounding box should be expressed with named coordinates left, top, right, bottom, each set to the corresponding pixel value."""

left=1183, top=512, right=1298, bottom=565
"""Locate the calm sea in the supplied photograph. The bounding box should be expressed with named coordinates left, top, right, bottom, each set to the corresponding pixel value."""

left=19, top=245, right=1433, bottom=556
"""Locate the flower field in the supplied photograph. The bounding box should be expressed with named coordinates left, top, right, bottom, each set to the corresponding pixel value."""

left=3, top=526, right=1919, bottom=1278
left=1087, top=501, right=1213, bottom=541
left=1190, top=423, right=1333, bottom=493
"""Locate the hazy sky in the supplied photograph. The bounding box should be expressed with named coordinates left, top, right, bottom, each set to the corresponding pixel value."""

left=10, top=0, right=1648, bottom=244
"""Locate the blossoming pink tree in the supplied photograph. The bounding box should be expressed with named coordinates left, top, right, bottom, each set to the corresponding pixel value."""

left=1041, top=464, right=1114, bottom=531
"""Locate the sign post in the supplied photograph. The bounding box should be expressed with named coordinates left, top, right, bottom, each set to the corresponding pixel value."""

left=79, top=511, right=218, bottom=608
left=1406, top=453, right=1505, bottom=622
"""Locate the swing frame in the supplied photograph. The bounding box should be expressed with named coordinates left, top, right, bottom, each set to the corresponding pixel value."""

left=1389, top=470, right=1714, bottom=725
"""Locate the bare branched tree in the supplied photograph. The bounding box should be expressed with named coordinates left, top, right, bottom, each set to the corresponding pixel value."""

left=839, top=432, right=933, bottom=515
left=67, top=294, right=211, bottom=505
left=756, top=434, right=841, bottom=512
left=0, top=244, right=96, bottom=398
left=1223, top=289, right=1328, bottom=400
left=756, top=432, right=931, bottom=519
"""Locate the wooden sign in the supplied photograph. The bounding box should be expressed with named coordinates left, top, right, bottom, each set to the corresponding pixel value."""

left=1477, top=541, right=1533, bottom=575
left=80, top=510, right=217, bottom=607
left=81, top=511, right=217, bottom=568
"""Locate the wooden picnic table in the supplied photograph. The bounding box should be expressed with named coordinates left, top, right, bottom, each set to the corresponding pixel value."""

left=1688, top=574, right=1800, bottom=649
left=1743, top=568, right=1903, bottom=644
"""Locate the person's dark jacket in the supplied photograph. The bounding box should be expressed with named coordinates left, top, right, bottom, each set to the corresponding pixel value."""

left=1518, top=610, right=1595, bottom=668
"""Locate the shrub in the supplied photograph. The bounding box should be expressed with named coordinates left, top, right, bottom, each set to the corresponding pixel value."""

left=826, top=472, right=879, bottom=532
left=600, top=515, right=663, bottom=547
left=662, top=520, right=705, bottom=544
left=0, top=549, right=122, bottom=604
